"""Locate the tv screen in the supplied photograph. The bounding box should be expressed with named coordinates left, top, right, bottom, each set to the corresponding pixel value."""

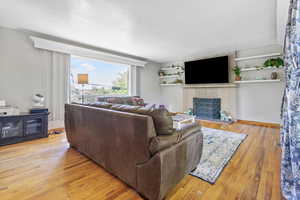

left=184, top=56, right=229, bottom=84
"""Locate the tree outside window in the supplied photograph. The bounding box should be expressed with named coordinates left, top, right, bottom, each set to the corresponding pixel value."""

left=70, top=56, right=129, bottom=103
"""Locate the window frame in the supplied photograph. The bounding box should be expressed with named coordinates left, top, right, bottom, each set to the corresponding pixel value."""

left=69, top=55, right=137, bottom=103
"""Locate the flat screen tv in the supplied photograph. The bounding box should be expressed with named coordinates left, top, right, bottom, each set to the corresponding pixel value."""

left=184, top=56, right=229, bottom=84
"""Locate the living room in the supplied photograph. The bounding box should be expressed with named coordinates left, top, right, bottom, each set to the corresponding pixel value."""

left=0, top=0, right=298, bottom=200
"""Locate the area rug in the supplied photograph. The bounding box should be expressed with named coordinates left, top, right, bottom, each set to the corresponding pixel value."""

left=190, top=127, right=247, bottom=184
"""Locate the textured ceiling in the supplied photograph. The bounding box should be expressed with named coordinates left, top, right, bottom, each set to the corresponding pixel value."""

left=0, top=0, right=277, bottom=62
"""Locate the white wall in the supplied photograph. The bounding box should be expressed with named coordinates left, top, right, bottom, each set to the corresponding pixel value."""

left=236, top=45, right=284, bottom=123
left=237, top=83, right=284, bottom=123
left=0, top=26, right=162, bottom=130
left=160, top=45, right=284, bottom=123
left=277, top=0, right=290, bottom=44
left=0, top=25, right=285, bottom=124
left=0, top=27, right=51, bottom=112
left=139, top=62, right=162, bottom=104
left=161, top=86, right=183, bottom=112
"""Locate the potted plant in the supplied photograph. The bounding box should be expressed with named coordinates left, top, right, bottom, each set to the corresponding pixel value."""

left=158, top=70, right=165, bottom=77
left=263, top=57, right=284, bottom=68
left=233, top=66, right=241, bottom=81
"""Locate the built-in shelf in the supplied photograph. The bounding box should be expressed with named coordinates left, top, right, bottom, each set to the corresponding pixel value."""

left=159, top=75, right=180, bottom=79
left=240, top=66, right=284, bottom=72
left=160, top=84, right=183, bottom=86
left=183, top=83, right=237, bottom=88
left=234, top=79, right=281, bottom=84
left=161, top=67, right=183, bottom=71
left=235, top=53, right=282, bottom=62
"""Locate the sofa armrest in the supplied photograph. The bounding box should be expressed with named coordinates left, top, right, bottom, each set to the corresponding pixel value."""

left=149, top=122, right=201, bottom=155
left=137, top=129, right=203, bottom=200
left=176, top=122, right=202, bottom=139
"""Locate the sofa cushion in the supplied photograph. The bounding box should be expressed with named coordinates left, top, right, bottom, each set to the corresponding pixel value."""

left=111, top=105, right=174, bottom=136
left=106, top=97, right=135, bottom=105
left=87, top=102, right=113, bottom=109
left=132, top=97, right=145, bottom=106
left=88, top=102, right=113, bottom=109
left=90, top=102, right=173, bottom=136
left=145, top=108, right=174, bottom=136
left=131, top=107, right=174, bottom=136
left=97, top=96, right=145, bottom=106
left=149, top=122, right=201, bottom=154
left=106, top=97, right=125, bottom=104
left=175, top=122, right=202, bottom=139
left=111, top=104, right=142, bottom=112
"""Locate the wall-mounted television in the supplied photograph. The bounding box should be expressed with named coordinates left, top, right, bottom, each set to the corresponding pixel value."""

left=184, top=56, right=229, bottom=84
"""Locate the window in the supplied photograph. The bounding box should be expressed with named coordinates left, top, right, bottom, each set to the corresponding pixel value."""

left=70, top=56, right=129, bottom=103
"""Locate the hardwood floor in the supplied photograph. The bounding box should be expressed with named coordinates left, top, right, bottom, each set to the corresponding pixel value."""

left=0, top=121, right=283, bottom=200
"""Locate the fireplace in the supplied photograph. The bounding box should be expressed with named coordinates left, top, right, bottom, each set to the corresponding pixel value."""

left=193, top=98, right=221, bottom=120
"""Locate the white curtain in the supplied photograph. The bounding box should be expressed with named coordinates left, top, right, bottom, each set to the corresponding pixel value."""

left=46, top=51, right=70, bottom=121
left=129, top=65, right=141, bottom=96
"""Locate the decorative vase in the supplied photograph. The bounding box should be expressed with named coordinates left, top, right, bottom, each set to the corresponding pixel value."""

left=271, top=72, right=278, bottom=80
left=235, top=76, right=241, bottom=81
left=32, top=94, right=45, bottom=107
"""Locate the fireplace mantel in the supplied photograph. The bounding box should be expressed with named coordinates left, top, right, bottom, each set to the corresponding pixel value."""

left=183, top=83, right=237, bottom=88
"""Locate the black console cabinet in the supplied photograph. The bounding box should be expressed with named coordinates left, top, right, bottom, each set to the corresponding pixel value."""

left=0, top=112, right=48, bottom=146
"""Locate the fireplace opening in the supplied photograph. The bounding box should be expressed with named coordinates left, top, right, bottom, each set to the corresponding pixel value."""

left=193, top=98, right=221, bottom=120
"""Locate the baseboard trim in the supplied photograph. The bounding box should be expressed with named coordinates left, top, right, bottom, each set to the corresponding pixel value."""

left=48, top=128, right=65, bottom=134
left=237, top=120, right=280, bottom=129
left=197, top=119, right=233, bottom=125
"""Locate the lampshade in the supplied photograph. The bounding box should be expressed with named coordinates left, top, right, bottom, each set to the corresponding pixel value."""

left=77, top=74, right=89, bottom=84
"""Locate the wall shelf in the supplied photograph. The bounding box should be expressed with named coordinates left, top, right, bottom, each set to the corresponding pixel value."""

left=160, top=66, right=184, bottom=85
left=183, top=83, right=237, bottom=88
left=160, top=84, right=183, bottom=86
left=234, top=79, right=281, bottom=84
left=159, top=75, right=180, bottom=79
left=240, top=66, right=284, bottom=72
left=235, top=53, right=282, bottom=62
left=161, top=67, right=183, bottom=71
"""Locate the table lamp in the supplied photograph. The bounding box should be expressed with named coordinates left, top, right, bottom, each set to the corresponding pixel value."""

left=77, top=74, right=89, bottom=104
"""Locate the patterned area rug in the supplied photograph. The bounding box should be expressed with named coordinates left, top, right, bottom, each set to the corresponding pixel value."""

left=190, top=127, right=247, bottom=184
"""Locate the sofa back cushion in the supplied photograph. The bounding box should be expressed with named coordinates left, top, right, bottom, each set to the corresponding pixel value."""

left=87, top=102, right=113, bottom=109
left=137, top=108, right=175, bottom=136
left=96, top=96, right=145, bottom=106
left=110, top=105, right=174, bottom=136
left=110, top=104, right=141, bottom=112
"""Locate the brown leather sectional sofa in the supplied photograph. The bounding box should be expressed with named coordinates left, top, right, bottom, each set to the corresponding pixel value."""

left=65, top=103, right=203, bottom=200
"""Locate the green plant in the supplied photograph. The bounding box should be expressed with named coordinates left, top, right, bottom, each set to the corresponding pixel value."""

left=232, top=66, right=241, bottom=76
left=158, top=70, right=165, bottom=76
left=263, top=57, right=284, bottom=68
left=173, top=79, right=183, bottom=84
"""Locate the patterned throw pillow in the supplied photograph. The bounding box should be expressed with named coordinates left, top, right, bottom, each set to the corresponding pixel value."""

left=110, top=104, right=142, bottom=112
left=132, top=97, right=145, bottom=106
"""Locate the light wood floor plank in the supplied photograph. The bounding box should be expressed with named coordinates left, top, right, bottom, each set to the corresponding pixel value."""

left=0, top=121, right=283, bottom=200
